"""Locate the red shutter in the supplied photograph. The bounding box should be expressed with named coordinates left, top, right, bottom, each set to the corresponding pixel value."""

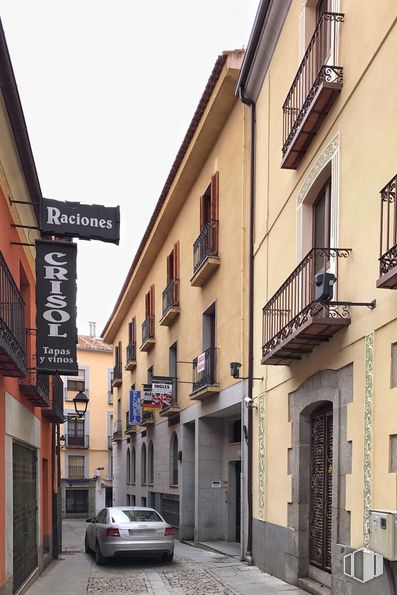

left=210, top=172, right=219, bottom=220
left=173, top=242, right=180, bottom=304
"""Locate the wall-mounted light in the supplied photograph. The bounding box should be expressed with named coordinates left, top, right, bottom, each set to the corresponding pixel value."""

left=73, top=390, right=89, bottom=417
left=230, top=362, right=263, bottom=381
left=244, top=396, right=257, bottom=410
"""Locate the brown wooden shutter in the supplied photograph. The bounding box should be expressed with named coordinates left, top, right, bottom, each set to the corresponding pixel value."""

left=167, top=252, right=173, bottom=283
left=173, top=242, right=180, bottom=304
left=132, top=317, right=136, bottom=342
left=210, top=171, right=219, bottom=220
left=200, top=195, right=206, bottom=230
left=149, top=285, right=155, bottom=317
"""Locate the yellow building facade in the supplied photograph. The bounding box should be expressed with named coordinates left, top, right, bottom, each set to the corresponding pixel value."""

left=61, top=333, right=113, bottom=517
left=237, top=0, right=397, bottom=593
left=102, top=50, right=250, bottom=547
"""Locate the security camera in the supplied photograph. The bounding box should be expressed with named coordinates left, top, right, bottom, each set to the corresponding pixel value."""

left=230, top=362, right=242, bottom=378
left=244, top=396, right=257, bottom=410
left=244, top=396, right=253, bottom=404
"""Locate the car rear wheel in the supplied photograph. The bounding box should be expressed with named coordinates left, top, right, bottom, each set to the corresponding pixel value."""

left=84, top=534, right=90, bottom=553
left=95, top=541, right=106, bottom=565
left=164, top=551, right=174, bottom=562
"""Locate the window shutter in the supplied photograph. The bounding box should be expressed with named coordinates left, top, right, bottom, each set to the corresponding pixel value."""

left=167, top=252, right=173, bottom=283
left=118, top=341, right=122, bottom=367
left=173, top=242, right=180, bottom=304
left=145, top=291, right=150, bottom=316
left=210, top=172, right=219, bottom=221
left=132, top=317, right=136, bottom=342
left=200, top=195, right=206, bottom=230
left=128, top=321, right=132, bottom=343
left=149, top=285, right=155, bottom=317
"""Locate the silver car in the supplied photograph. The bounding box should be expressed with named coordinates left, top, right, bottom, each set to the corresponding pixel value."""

left=85, top=506, right=175, bottom=564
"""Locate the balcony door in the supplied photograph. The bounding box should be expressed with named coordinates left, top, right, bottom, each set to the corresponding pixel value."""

left=313, top=178, right=331, bottom=275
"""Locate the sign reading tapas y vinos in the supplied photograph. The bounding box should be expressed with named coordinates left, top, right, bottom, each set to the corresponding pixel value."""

left=40, top=197, right=120, bottom=244
left=35, top=240, right=78, bottom=375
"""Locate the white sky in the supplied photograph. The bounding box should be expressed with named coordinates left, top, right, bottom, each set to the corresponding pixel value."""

left=1, top=1, right=259, bottom=338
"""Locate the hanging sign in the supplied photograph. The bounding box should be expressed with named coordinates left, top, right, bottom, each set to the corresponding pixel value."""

left=152, top=376, right=174, bottom=409
left=35, top=239, right=78, bottom=375
left=129, top=390, right=141, bottom=425
left=143, top=383, right=155, bottom=410
left=40, top=197, right=120, bottom=244
left=197, top=352, right=206, bottom=373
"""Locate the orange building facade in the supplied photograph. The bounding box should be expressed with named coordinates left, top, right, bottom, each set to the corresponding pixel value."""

left=0, top=20, right=64, bottom=594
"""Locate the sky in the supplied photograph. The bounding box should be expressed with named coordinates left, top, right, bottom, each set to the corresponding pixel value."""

left=1, top=1, right=259, bottom=338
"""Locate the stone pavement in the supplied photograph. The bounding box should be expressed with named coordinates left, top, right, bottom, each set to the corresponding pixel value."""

left=25, top=519, right=309, bottom=595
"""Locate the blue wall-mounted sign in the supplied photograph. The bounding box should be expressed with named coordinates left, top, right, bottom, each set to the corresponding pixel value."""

left=129, top=390, right=141, bottom=424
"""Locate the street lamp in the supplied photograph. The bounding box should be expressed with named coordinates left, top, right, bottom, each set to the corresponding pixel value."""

left=73, top=390, right=89, bottom=418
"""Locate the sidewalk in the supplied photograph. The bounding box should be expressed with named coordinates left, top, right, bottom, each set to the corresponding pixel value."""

left=24, top=519, right=309, bottom=595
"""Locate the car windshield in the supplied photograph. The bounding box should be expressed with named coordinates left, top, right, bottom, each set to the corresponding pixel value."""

left=111, top=509, right=163, bottom=523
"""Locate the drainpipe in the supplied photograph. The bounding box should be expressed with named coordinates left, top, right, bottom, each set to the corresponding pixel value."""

left=238, top=87, right=255, bottom=565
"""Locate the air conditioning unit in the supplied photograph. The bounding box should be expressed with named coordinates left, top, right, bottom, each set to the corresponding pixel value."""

left=315, top=272, right=336, bottom=302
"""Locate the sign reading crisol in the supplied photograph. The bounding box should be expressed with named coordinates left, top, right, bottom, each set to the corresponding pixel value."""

left=40, top=197, right=120, bottom=244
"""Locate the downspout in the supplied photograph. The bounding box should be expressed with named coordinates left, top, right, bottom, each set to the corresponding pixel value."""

left=238, top=87, right=255, bottom=565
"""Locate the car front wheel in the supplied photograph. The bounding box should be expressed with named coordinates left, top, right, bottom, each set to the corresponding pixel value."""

left=95, top=541, right=106, bottom=565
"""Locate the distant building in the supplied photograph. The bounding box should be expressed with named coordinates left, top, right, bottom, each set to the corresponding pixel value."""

left=60, top=331, right=113, bottom=518
left=102, top=49, right=249, bottom=548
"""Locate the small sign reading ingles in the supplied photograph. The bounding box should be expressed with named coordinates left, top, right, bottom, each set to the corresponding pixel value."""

left=40, top=197, right=120, bottom=244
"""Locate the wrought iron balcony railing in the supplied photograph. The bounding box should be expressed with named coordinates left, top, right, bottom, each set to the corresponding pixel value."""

left=65, top=433, right=89, bottom=448
left=140, top=410, right=155, bottom=425
left=141, top=315, right=155, bottom=351
left=162, top=279, right=179, bottom=315
left=193, top=220, right=219, bottom=274
left=377, top=174, right=397, bottom=288
left=19, top=369, right=50, bottom=407
left=113, top=419, right=122, bottom=440
left=192, top=346, right=217, bottom=394
left=0, top=252, right=26, bottom=377
left=43, top=375, right=65, bottom=424
left=68, top=465, right=85, bottom=480
left=112, top=361, right=122, bottom=387
left=282, top=12, right=344, bottom=169
left=125, top=341, right=137, bottom=369
left=262, top=248, right=351, bottom=365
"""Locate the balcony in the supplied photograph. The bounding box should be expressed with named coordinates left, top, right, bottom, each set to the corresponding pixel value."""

left=190, top=346, right=219, bottom=400
left=125, top=341, right=137, bottom=371
left=43, top=375, right=64, bottom=424
left=125, top=422, right=139, bottom=435
left=377, top=174, right=397, bottom=289
left=140, top=410, right=155, bottom=426
left=190, top=220, right=220, bottom=287
left=140, top=315, right=155, bottom=352
left=65, top=433, right=89, bottom=448
left=19, top=370, right=50, bottom=407
left=281, top=12, right=344, bottom=170
left=112, top=362, right=122, bottom=388
left=112, top=419, right=122, bottom=441
left=160, top=280, right=180, bottom=326
left=0, top=252, right=26, bottom=377
left=159, top=400, right=180, bottom=418
left=261, top=248, right=351, bottom=365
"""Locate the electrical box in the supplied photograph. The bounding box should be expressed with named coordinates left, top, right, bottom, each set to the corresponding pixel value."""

left=369, top=509, right=397, bottom=560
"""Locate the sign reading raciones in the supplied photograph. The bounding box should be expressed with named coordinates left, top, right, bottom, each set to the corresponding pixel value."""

left=40, top=197, right=120, bottom=244
left=35, top=239, right=78, bottom=375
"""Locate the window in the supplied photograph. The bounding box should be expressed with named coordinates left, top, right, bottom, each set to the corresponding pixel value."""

left=170, top=432, right=178, bottom=486
left=131, top=446, right=136, bottom=484
left=229, top=419, right=242, bottom=444
left=165, top=243, right=180, bottom=308
left=148, top=441, right=154, bottom=485
left=143, top=286, right=155, bottom=342
left=313, top=178, right=331, bottom=273
left=67, top=417, right=86, bottom=447
left=126, top=448, right=131, bottom=484
left=68, top=455, right=84, bottom=479
left=127, top=317, right=137, bottom=362
left=199, top=172, right=219, bottom=257
left=141, top=443, right=147, bottom=485
left=66, top=369, right=86, bottom=400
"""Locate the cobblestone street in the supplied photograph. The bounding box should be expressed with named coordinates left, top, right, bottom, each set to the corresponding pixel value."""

left=25, top=520, right=308, bottom=595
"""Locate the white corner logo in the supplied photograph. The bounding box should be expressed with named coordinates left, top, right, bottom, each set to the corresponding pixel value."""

left=344, top=548, right=383, bottom=583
